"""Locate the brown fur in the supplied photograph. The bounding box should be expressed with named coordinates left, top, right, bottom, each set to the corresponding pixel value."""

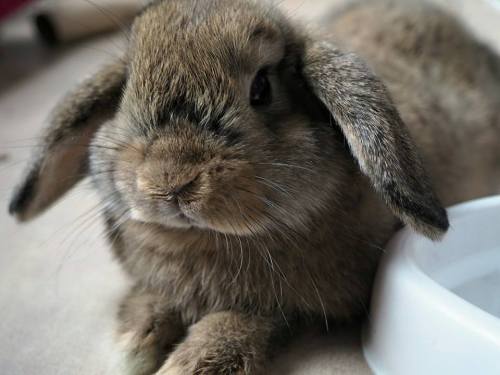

left=9, top=0, right=500, bottom=374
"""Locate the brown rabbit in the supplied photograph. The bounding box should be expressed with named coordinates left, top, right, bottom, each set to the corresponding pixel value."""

left=9, top=0, right=500, bottom=374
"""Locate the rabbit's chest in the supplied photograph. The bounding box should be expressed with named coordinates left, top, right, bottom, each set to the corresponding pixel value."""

left=109, top=219, right=376, bottom=322
left=111, top=222, right=299, bottom=318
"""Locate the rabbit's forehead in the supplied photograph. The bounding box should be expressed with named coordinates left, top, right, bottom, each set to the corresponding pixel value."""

left=122, top=0, right=286, bottom=125
left=125, top=37, right=239, bottom=125
left=129, top=0, right=285, bottom=75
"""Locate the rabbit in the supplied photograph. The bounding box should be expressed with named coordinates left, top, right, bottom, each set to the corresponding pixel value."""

left=8, top=0, right=500, bottom=374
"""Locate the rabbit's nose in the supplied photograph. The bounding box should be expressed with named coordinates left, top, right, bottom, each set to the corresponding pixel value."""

left=164, top=178, right=197, bottom=201
left=136, top=174, right=198, bottom=201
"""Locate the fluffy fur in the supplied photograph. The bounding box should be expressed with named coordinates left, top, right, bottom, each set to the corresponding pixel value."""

left=9, top=0, right=500, bottom=374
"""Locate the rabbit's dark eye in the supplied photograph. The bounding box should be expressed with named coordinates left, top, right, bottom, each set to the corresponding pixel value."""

left=250, top=69, right=271, bottom=106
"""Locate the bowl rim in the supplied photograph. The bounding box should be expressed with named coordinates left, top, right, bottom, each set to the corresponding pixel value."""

left=363, top=195, right=500, bottom=374
left=390, top=195, right=500, bottom=333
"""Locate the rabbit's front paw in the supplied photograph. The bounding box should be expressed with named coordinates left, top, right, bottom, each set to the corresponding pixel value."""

left=118, top=327, right=162, bottom=375
left=117, top=289, right=185, bottom=375
left=155, top=344, right=248, bottom=375
left=118, top=314, right=185, bottom=375
left=154, top=311, right=271, bottom=375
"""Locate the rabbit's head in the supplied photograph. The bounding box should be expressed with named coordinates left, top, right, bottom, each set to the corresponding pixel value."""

left=9, top=0, right=448, bottom=239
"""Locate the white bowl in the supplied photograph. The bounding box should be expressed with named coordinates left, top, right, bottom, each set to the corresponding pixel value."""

left=363, top=195, right=500, bottom=375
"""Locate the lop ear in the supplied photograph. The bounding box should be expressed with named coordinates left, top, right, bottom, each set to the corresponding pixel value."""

left=9, top=60, right=127, bottom=222
left=302, top=41, right=448, bottom=239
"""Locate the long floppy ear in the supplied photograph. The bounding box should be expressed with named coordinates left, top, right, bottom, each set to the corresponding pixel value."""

left=302, top=41, right=448, bottom=239
left=9, top=59, right=127, bottom=222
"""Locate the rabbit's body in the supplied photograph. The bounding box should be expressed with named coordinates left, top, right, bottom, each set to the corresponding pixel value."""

left=329, top=0, right=500, bottom=205
left=9, top=1, right=499, bottom=374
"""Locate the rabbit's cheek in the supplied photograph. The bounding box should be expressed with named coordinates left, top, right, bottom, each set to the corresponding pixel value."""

left=194, top=172, right=269, bottom=235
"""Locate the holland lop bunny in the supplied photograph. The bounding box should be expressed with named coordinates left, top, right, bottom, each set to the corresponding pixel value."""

left=10, top=0, right=500, bottom=374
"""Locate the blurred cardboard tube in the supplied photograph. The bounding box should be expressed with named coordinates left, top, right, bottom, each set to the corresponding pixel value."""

left=33, top=0, right=143, bottom=45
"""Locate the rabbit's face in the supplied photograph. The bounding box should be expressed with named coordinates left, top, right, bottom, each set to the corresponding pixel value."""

left=10, top=0, right=448, bottom=240
left=92, top=0, right=343, bottom=234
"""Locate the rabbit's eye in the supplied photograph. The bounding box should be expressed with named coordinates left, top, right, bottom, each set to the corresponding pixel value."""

left=250, top=69, right=272, bottom=106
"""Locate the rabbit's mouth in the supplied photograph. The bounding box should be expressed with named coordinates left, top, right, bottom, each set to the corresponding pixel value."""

left=129, top=204, right=205, bottom=229
left=174, top=212, right=202, bottom=228
left=163, top=212, right=199, bottom=229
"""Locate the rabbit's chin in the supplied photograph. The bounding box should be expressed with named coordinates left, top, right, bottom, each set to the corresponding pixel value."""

left=129, top=208, right=207, bottom=230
